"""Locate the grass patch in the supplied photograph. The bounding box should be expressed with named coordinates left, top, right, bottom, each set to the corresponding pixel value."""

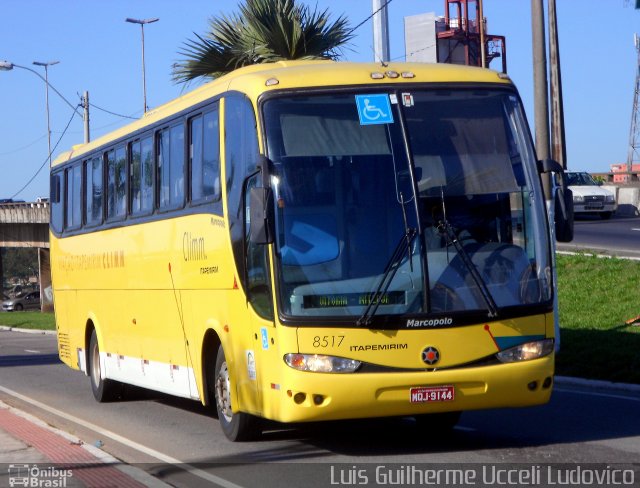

left=556, top=253, right=640, bottom=383
left=0, top=311, right=56, bottom=330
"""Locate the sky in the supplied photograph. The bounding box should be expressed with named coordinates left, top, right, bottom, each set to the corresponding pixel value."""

left=1, top=0, right=638, bottom=201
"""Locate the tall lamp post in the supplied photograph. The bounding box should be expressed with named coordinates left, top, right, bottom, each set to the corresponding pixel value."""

left=32, top=61, right=59, bottom=168
left=0, top=60, right=84, bottom=163
left=126, top=17, right=159, bottom=113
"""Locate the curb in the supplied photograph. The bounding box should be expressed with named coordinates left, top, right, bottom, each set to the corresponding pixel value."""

left=0, top=400, right=170, bottom=488
left=0, top=325, right=56, bottom=336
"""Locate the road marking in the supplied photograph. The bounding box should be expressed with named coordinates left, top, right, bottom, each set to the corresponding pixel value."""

left=0, top=385, right=245, bottom=488
left=554, top=387, right=640, bottom=402
left=24, top=349, right=40, bottom=353
left=631, top=228, right=640, bottom=232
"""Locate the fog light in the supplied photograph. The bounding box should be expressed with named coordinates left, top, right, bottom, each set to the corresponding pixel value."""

left=313, top=394, right=324, bottom=405
left=293, top=392, right=306, bottom=404
left=542, top=377, right=553, bottom=389
left=527, top=381, right=538, bottom=391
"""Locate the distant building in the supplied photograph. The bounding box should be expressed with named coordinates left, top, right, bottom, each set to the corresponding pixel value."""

left=610, top=163, right=640, bottom=183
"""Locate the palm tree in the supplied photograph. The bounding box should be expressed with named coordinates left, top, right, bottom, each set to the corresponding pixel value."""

left=172, top=0, right=353, bottom=84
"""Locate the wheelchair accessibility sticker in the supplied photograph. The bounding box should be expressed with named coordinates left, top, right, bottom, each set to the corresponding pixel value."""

left=355, top=94, right=394, bottom=125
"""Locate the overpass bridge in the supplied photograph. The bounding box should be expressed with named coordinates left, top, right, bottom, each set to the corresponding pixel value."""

left=0, top=201, right=52, bottom=311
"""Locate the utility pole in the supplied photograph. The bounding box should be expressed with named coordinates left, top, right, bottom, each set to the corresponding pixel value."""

left=548, top=0, right=566, bottom=168
left=531, top=0, right=551, bottom=199
left=82, top=91, right=90, bottom=143
left=478, top=0, right=487, bottom=68
left=372, top=0, right=390, bottom=63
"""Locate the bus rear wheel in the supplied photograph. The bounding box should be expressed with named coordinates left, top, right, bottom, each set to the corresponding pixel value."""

left=214, top=345, right=259, bottom=441
left=88, top=330, right=119, bottom=402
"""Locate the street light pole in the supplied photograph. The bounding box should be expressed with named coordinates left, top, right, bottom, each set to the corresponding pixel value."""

left=33, top=61, right=59, bottom=168
left=0, top=60, right=84, bottom=159
left=126, top=17, right=159, bottom=113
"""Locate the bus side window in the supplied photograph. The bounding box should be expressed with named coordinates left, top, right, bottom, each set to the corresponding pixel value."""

left=65, top=164, right=82, bottom=230
left=85, top=155, right=103, bottom=226
left=107, top=147, right=127, bottom=220
left=50, top=172, right=64, bottom=233
left=130, top=136, right=154, bottom=215
left=190, top=106, right=221, bottom=204
left=158, top=124, right=185, bottom=210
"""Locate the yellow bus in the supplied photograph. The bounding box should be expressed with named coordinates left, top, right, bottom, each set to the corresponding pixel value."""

left=50, top=60, right=570, bottom=441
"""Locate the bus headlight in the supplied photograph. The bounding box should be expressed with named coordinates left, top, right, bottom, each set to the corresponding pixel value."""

left=496, top=339, right=554, bottom=363
left=284, top=353, right=361, bottom=373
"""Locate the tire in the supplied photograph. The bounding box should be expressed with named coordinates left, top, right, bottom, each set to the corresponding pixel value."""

left=214, top=344, right=259, bottom=441
left=88, top=330, right=119, bottom=402
left=600, top=211, right=613, bottom=220
left=414, top=411, right=461, bottom=434
left=14, top=304, right=23, bottom=311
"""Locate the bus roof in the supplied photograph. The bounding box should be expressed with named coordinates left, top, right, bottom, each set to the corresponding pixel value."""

left=52, top=60, right=512, bottom=167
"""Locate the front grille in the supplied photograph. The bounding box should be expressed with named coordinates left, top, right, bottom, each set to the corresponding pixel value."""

left=584, top=195, right=605, bottom=203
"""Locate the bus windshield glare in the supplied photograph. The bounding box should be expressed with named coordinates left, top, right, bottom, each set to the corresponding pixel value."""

left=263, top=89, right=552, bottom=322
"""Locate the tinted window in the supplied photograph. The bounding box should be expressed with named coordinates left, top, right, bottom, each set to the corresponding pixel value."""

left=130, top=136, right=154, bottom=215
left=65, top=164, right=82, bottom=229
left=190, top=107, right=221, bottom=202
left=158, top=124, right=185, bottom=210
left=107, top=147, right=126, bottom=219
left=85, top=156, right=103, bottom=226
left=50, top=173, right=63, bottom=233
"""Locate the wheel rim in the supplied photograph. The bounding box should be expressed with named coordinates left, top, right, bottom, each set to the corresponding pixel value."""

left=215, top=361, right=233, bottom=422
left=91, top=339, right=101, bottom=387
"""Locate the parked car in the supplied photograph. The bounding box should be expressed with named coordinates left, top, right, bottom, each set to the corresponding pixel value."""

left=566, top=171, right=617, bottom=219
left=2, top=291, right=40, bottom=311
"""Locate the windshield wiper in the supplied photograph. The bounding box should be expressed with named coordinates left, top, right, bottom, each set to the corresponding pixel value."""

left=437, top=192, right=498, bottom=318
left=357, top=226, right=417, bottom=326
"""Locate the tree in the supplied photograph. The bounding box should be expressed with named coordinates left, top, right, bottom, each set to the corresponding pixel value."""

left=172, top=0, right=353, bottom=84
left=1, top=248, right=38, bottom=293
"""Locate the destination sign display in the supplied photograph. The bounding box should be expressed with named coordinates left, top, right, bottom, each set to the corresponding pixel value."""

left=303, top=291, right=405, bottom=309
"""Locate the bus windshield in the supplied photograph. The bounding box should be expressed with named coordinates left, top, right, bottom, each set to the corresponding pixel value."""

left=263, top=89, right=552, bottom=322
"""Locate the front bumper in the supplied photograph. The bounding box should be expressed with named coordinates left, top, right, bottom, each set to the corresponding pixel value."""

left=261, top=355, right=554, bottom=423
left=573, top=203, right=616, bottom=214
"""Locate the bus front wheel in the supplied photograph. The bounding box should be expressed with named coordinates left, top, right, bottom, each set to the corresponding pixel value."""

left=88, top=330, right=119, bottom=402
left=214, top=345, right=259, bottom=441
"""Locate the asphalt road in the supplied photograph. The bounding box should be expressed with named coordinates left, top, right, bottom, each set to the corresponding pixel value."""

left=557, top=215, right=640, bottom=258
left=1, top=331, right=639, bottom=487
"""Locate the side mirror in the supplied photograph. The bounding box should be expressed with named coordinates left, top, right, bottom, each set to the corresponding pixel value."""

left=537, top=159, right=574, bottom=242
left=555, top=180, right=574, bottom=243
left=249, top=186, right=274, bottom=245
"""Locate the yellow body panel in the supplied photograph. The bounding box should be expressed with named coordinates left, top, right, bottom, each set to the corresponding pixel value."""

left=52, top=60, right=552, bottom=425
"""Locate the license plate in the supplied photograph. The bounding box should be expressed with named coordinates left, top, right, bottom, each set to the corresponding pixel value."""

left=586, top=203, right=603, bottom=209
left=410, top=385, right=455, bottom=403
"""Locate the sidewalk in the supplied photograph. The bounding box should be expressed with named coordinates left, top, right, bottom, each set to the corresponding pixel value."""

left=0, top=401, right=167, bottom=488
